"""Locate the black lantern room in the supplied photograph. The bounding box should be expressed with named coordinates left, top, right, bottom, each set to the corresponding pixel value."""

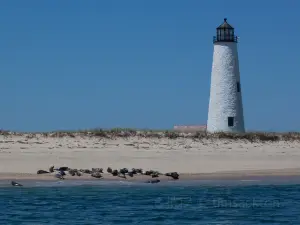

left=213, top=18, right=238, bottom=43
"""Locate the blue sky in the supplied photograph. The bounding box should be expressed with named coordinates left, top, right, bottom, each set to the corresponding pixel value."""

left=0, top=0, right=299, bottom=132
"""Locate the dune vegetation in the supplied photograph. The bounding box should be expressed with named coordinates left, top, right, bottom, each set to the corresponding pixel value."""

left=1, top=128, right=300, bottom=142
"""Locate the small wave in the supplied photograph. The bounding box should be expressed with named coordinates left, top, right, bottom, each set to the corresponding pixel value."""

left=240, top=180, right=260, bottom=182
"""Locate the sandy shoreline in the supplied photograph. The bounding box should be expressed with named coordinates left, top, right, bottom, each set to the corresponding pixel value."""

left=1, top=133, right=300, bottom=181
left=2, top=168, right=300, bottom=182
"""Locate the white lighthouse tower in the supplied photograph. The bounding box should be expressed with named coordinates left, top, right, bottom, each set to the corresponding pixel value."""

left=207, top=18, right=245, bottom=133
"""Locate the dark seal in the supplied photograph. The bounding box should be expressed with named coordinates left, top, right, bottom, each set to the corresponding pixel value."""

left=145, top=179, right=160, bottom=184
left=11, top=181, right=23, bottom=187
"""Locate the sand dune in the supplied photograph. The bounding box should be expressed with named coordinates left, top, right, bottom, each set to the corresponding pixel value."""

left=0, top=133, right=299, bottom=178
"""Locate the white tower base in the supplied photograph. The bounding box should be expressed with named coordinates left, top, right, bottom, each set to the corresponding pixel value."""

left=207, top=41, right=245, bottom=133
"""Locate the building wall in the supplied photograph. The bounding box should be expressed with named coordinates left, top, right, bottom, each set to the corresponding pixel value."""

left=173, top=125, right=207, bottom=133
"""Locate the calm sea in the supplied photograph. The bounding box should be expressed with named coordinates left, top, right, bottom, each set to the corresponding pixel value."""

left=0, top=179, right=299, bottom=224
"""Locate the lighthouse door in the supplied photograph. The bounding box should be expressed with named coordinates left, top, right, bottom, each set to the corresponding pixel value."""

left=228, top=117, right=234, bottom=127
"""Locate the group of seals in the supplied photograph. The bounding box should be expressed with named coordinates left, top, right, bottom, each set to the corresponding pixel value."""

left=36, top=166, right=69, bottom=179
left=12, top=166, right=179, bottom=187
left=36, top=165, right=180, bottom=182
left=106, top=167, right=179, bottom=183
left=107, top=167, right=146, bottom=179
left=36, top=166, right=106, bottom=179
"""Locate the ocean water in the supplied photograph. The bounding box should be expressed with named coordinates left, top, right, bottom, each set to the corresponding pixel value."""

left=0, top=179, right=299, bottom=224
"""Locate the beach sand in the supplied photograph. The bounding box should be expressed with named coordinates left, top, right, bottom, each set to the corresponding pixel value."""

left=1, top=133, right=300, bottom=181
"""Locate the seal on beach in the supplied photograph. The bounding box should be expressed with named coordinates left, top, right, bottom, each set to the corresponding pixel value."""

left=11, top=181, right=23, bottom=187
left=55, top=170, right=66, bottom=179
left=118, top=168, right=128, bottom=179
left=171, top=172, right=179, bottom=180
left=58, top=167, right=68, bottom=171
left=80, top=169, right=92, bottom=174
left=119, top=168, right=128, bottom=174
left=165, top=172, right=179, bottom=180
left=59, top=170, right=66, bottom=176
left=37, top=170, right=50, bottom=174
left=76, top=171, right=82, bottom=176
left=107, top=167, right=113, bottom=173
left=92, top=168, right=103, bottom=173
left=49, top=165, right=54, bottom=173
left=131, top=168, right=137, bottom=174
left=151, top=171, right=159, bottom=178
left=128, top=172, right=134, bottom=177
left=112, top=170, right=118, bottom=176
left=130, top=168, right=143, bottom=174
left=91, top=172, right=102, bottom=178
left=145, top=170, right=154, bottom=176
left=55, top=173, right=64, bottom=180
left=136, top=168, right=143, bottom=174
left=118, top=173, right=127, bottom=179
left=68, top=169, right=76, bottom=176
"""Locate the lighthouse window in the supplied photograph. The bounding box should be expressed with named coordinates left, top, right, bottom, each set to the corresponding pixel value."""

left=228, top=117, right=234, bottom=127
left=225, top=29, right=230, bottom=39
left=237, top=82, right=241, bottom=92
left=220, top=28, right=225, bottom=39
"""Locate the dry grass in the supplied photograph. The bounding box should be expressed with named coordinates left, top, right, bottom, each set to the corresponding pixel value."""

left=1, top=128, right=300, bottom=142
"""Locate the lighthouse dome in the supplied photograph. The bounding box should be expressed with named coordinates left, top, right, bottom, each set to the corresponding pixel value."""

left=217, top=18, right=234, bottom=29
left=213, top=18, right=237, bottom=43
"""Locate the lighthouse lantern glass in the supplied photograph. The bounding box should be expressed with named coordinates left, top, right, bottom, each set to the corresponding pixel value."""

left=217, top=27, right=234, bottom=41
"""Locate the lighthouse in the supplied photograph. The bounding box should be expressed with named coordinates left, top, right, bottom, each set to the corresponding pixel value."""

left=207, top=18, right=245, bottom=133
